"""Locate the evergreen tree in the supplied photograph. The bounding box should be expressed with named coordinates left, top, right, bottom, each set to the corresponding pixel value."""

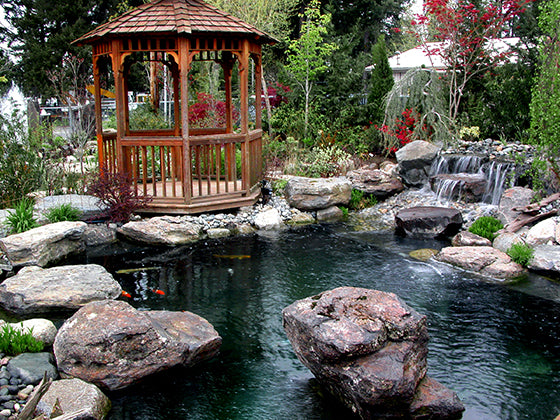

left=368, top=35, right=393, bottom=125
left=0, top=0, right=126, bottom=99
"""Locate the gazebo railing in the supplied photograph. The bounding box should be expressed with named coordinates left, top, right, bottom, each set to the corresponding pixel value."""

left=100, top=129, right=262, bottom=205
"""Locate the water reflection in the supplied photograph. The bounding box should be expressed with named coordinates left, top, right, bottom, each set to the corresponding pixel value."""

left=84, top=224, right=560, bottom=420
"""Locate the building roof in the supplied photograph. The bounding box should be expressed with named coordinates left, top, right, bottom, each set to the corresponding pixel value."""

left=386, top=38, right=520, bottom=73
left=75, top=0, right=275, bottom=45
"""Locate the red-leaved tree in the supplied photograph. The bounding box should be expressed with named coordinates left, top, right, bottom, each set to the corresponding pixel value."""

left=412, top=0, right=531, bottom=121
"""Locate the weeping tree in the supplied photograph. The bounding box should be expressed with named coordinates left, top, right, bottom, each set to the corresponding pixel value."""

left=380, top=68, right=452, bottom=152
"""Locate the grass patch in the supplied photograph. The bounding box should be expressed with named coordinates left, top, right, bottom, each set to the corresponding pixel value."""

left=507, top=243, right=534, bottom=267
left=46, top=203, right=82, bottom=223
left=0, top=323, right=44, bottom=356
left=4, top=198, right=38, bottom=234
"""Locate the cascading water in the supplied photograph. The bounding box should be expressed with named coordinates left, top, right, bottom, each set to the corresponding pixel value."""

left=429, top=154, right=514, bottom=204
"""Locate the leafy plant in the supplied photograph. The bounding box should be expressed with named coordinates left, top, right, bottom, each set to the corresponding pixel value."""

left=87, top=172, right=152, bottom=223
left=0, top=323, right=44, bottom=356
left=46, top=203, right=82, bottom=223
left=348, top=189, right=378, bottom=210
left=468, top=216, right=504, bottom=241
left=272, top=179, right=288, bottom=195
left=4, top=198, right=39, bottom=234
left=507, top=243, right=534, bottom=267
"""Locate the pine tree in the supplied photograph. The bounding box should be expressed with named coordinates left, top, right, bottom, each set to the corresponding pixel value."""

left=368, top=35, right=393, bottom=125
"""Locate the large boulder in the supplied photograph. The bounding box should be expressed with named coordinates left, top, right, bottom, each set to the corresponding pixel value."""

left=430, top=173, right=487, bottom=202
left=0, top=221, right=86, bottom=267
left=396, top=141, right=440, bottom=187
left=118, top=216, right=202, bottom=246
left=528, top=244, right=560, bottom=275
left=54, top=300, right=222, bottom=391
left=498, top=187, right=535, bottom=225
left=525, top=217, right=558, bottom=246
left=284, top=177, right=352, bottom=211
left=283, top=287, right=462, bottom=418
left=0, top=264, right=121, bottom=315
left=35, top=378, right=111, bottom=420
left=435, top=246, right=525, bottom=280
left=395, top=207, right=463, bottom=239
left=346, top=165, right=404, bottom=199
left=493, top=232, right=524, bottom=253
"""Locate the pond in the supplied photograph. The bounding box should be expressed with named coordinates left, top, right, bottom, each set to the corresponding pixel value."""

left=82, top=224, right=560, bottom=420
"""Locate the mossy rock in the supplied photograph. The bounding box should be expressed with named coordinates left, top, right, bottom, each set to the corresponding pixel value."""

left=409, top=248, right=439, bottom=262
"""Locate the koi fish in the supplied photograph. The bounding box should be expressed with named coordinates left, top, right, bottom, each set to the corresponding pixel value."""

left=116, top=267, right=161, bottom=274
left=121, top=290, right=132, bottom=298
left=213, top=254, right=251, bottom=260
left=152, top=289, right=165, bottom=295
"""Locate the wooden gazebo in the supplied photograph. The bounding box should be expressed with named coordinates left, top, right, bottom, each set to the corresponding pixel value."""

left=75, top=0, right=274, bottom=214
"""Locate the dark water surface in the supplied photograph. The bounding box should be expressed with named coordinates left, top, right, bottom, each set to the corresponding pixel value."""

left=84, top=224, right=560, bottom=420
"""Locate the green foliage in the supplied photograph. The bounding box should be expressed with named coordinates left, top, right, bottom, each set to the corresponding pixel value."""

left=285, top=0, right=338, bottom=138
left=0, top=324, right=44, bottom=356
left=507, top=243, right=534, bottom=267
left=105, top=104, right=171, bottom=131
left=348, top=189, right=377, bottom=210
left=4, top=198, right=39, bottom=235
left=339, top=206, right=349, bottom=218
left=272, top=179, right=288, bottom=195
left=0, top=112, right=44, bottom=208
left=468, top=216, right=504, bottom=241
left=46, top=203, right=82, bottom=223
left=306, top=145, right=352, bottom=178
left=368, top=35, right=394, bottom=125
left=529, top=0, right=560, bottom=184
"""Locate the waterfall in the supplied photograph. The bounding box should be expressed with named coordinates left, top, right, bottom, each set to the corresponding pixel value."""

left=430, top=155, right=514, bottom=204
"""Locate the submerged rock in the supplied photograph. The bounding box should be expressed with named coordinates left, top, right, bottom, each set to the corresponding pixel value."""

left=0, top=264, right=121, bottom=315
left=35, top=378, right=111, bottom=420
left=285, top=176, right=352, bottom=211
left=0, top=221, right=86, bottom=268
left=410, top=376, right=465, bottom=420
left=395, top=207, right=463, bottom=239
left=435, top=246, right=525, bottom=280
left=283, top=287, right=464, bottom=418
left=54, top=300, right=221, bottom=391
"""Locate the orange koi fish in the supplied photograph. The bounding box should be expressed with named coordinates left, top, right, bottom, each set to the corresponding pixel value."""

left=121, top=290, right=132, bottom=298
left=152, top=289, right=165, bottom=295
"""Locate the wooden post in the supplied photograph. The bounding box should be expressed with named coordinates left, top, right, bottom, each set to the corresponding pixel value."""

left=171, top=61, right=181, bottom=136
left=254, top=52, right=263, bottom=130
left=239, top=39, right=250, bottom=191
left=149, top=53, right=160, bottom=114
left=221, top=52, right=234, bottom=134
left=93, top=56, right=105, bottom=172
left=179, top=37, right=192, bottom=203
left=111, top=40, right=126, bottom=174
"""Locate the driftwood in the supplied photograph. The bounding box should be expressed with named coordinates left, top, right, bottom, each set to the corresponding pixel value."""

left=17, top=373, right=52, bottom=420
left=504, top=192, right=560, bottom=233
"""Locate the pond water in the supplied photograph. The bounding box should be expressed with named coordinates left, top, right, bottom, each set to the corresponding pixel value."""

left=83, top=224, right=560, bottom=420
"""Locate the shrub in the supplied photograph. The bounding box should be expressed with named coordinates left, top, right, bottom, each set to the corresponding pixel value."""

left=4, top=198, right=38, bottom=234
left=468, top=216, right=504, bottom=241
left=87, top=172, right=152, bottom=223
left=272, top=179, right=288, bottom=195
left=507, top=243, right=534, bottom=267
left=0, top=323, right=44, bottom=356
left=46, top=203, right=82, bottom=223
left=307, top=145, right=352, bottom=178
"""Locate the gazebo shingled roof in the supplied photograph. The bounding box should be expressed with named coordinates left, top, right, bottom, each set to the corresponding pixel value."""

left=75, top=0, right=275, bottom=44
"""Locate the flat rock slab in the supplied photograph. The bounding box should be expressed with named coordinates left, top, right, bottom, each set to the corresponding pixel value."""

left=283, top=287, right=432, bottom=417
left=499, top=187, right=535, bottom=224
left=54, top=300, right=222, bottom=391
left=435, top=246, right=525, bottom=280
left=285, top=176, right=352, bottom=211
left=0, top=264, right=121, bottom=315
left=35, top=378, right=111, bottom=420
left=7, top=352, right=58, bottom=385
left=0, top=221, right=86, bottom=268
left=35, top=194, right=108, bottom=220
left=431, top=173, right=487, bottom=202
left=347, top=166, right=404, bottom=199
left=396, top=207, right=463, bottom=239
left=118, top=216, right=202, bottom=246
